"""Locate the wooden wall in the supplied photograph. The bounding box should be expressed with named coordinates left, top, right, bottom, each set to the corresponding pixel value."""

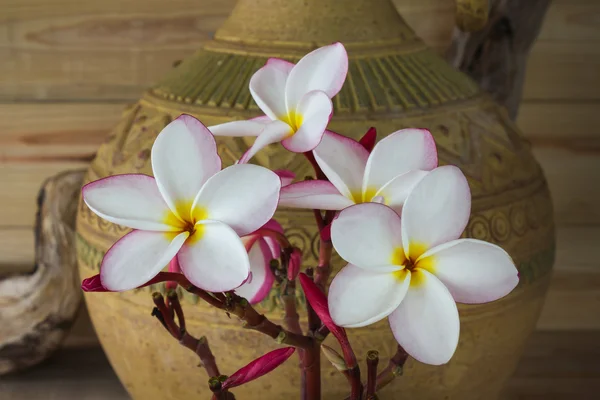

left=0, top=0, right=598, bottom=334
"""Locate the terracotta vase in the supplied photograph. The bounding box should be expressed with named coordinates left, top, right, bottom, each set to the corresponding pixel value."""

left=75, top=0, right=555, bottom=398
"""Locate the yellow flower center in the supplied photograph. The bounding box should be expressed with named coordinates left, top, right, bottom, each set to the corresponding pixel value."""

left=390, top=243, right=436, bottom=287
left=350, top=186, right=379, bottom=203
left=163, top=200, right=209, bottom=244
left=281, top=110, right=304, bottom=132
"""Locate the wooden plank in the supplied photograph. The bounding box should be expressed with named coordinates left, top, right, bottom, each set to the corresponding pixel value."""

left=0, top=0, right=459, bottom=102
left=0, top=162, right=87, bottom=227
left=501, top=330, right=600, bottom=399
left=519, top=102, right=600, bottom=140
left=523, top=41, right=600, bottom=100
left=0, top=103, right=122, bottom=163
left=538, top=0, right=600, bottom=42
left=537, top=227, right=600, bottom=330
left=0, top=228, right=35, bottom=272
left=533, top=146, right=600, bottom=226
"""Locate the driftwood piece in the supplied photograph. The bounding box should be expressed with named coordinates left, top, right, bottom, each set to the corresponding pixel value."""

left=447, top=0, right=552, bottom=120
left=0, top=170, right=85, bottom=375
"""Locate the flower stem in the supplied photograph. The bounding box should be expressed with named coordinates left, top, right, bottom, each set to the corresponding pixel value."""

left=366, top=350, right=379, bottom=399
left=224, top=292, right=314, bottom=350
left=301, top=340, right=321, bottom=400
left=151, top=293, right=224, bottom=386
left=375, top=345, right=409, bottom=392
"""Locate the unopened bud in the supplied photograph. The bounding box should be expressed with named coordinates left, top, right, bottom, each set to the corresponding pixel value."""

left=287, top=247, right=302, bottom=280
left=321, top=344, right=348, bottom=372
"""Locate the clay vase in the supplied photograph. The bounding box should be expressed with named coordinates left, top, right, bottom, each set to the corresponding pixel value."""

left=75, top=0, right=555, bottom=398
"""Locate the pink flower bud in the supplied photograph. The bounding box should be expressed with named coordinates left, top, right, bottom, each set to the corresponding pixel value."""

left=81, top=274, right=109, bottom=292
left=221, top=347, right=295, bottom=390
left=81, top=272, right=186, bottom=293
left=166, top=257, right=181, bottom=290
left=287, top=248, right=302, bottom=280
left=320, top=223, right=332, bottom=241
left=298, top=273, right=356, bottom=367
left=359, top=127, right=377, bottom=153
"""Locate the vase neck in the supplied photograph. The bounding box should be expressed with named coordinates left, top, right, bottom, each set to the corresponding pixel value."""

left=213, top=0, right=419, bottom=53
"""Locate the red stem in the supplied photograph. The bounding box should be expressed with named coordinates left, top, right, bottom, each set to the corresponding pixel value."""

left=375, top=345, right=409, bottom=391
left=366, top=351, right=379, bottom=399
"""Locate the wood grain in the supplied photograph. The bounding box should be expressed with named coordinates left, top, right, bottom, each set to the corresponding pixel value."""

left=4, top=0, right=597, bottom=102
left=0, top=228, right=34, bottom=272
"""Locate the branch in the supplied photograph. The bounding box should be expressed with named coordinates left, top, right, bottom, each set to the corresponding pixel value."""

left=151, top=292, right=223, bottom=381
left=375, top=345, right=409, bottom=392
left=221, top=292, right=314, bottom=350
left=366, top=351, right=379, bottom=399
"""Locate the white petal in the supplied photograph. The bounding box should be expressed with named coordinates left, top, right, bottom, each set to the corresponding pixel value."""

left=375, top=170, right=429, bottom=215
left=388, top=269, right=459, bottom=365
left=250, top=60, right=293, bottom=120
left=281, top=90, right=332, bottom=153
left=313, top=130, right=369, bottom=199
left=100, top=230, right=188, bottom=291
left=82, top=174, right=177, bottom=231
left=234, top=239, right=275, bottom=304
left=363, top=129, right=437, bottom=193
left=208, top=119, right=270, bottom=137
left=285, top=42, right=348, bottom=109
left=401, top=166, right=471, bottom=260
left=178, top=221, right=250, bottom=292
left=151, top=115, right=221, bottom=221
left=193, top=164, right=281, bottom=236
left=331, top=203, right=404, bottom=269
left=279, top=180, right=354, bottom=210
left=329, top=264, right=410, bottom=328
left=417, top=239, right=519, bottom=304
left=238, top=120, right=293, bottom=164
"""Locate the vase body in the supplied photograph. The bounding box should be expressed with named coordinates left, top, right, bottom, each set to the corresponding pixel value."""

left=75, top=0, right=555, bottom=398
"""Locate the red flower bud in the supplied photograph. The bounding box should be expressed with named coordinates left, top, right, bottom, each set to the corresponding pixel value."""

left=81, top=274, right=109, bottom=292
left=287, top=248, right=302, bottom=280
left=221, top=347, right=295, bottom=390
left=298, top=273, right=356, bottom=367
left=320, top=223, right=332, bottom=241
left=166, top=257, right=181, bottom=290
left=359, top=127, right=377, bottom=153
left=81, top=272, right=187, bottom=293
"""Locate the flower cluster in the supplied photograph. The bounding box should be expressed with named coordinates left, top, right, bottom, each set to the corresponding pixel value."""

left=82, top=42, right=518, bottom=373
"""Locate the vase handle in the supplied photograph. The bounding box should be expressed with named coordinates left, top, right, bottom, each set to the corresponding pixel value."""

left=455, top=0, right=489, bottom=32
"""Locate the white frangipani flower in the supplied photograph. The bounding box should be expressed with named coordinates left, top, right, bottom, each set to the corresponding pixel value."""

left=209, top=43, right=348, bottom=163
left=327, top=166, right=519, bottom=365
left=279, top=129, right=437, bottom=215
left=82, top=115, right=281, bottom=292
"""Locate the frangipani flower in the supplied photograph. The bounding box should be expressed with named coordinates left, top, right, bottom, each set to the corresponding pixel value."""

left=82, top=115, right=281, bottom=292
left=279, top=129, right=437, bottom=215
left=327, top=166, right=519, bottom=365
left=209, top=43, right=348, bottom=163
left=235, top=219, right=283, bottom=304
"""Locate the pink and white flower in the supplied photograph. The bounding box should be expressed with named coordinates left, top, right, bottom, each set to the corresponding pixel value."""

left=279, top=129, right=438, bottom=215
left=82, top=114, right=281, bottom=293
left=235, top=219, right=283, bottom=304
left=209, top=43, right=348, bottom=163
left=327, top=166, right=519, bottom=365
